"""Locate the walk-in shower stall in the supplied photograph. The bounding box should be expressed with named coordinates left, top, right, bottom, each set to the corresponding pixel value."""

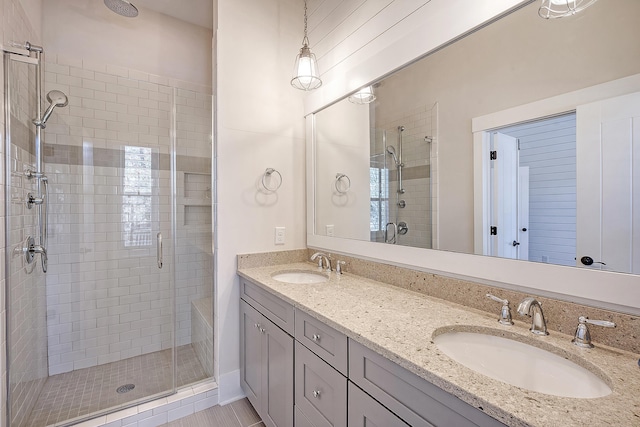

left=3, top=4, right=214, bottom=426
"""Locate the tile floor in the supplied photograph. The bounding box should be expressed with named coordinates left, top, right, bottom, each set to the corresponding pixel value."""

left=27, top=345, right=208, bottom=427
left=161, top=398, right=263, bottom=427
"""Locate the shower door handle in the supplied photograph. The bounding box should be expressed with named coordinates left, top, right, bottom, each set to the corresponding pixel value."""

left=157, top=232, right=163, bottom=269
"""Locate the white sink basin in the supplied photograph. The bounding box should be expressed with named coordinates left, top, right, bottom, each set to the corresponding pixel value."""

left=271, top=270, right=329, bottom=284
left=433, top=331, right=611, bottom=398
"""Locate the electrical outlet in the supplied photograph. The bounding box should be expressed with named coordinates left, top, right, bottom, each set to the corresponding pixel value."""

left=326, top=225, right=334, bottom=237
left=275, top=227, right=285, bottom=245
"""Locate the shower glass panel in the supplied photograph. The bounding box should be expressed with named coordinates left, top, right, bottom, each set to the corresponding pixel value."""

left=32, top=74, right=178, bottom=426
left=173, top=89, right=214, bottom=384
left=5, top=49, right=212, bottom=426
left=4, top=49, right=49, bottom=427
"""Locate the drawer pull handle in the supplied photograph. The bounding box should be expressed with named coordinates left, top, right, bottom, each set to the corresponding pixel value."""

left=312, top=334, right=321, bottom=342
left=312, top=390, right=321, bottom=398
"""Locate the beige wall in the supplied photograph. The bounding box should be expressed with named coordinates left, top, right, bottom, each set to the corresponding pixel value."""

left=43, top=0, right=212, bottom=87
left=315, top=99, right=370, bottom=241
left=374, top=0, right=640, bottom=253
left=215, top=0, right=306, bottom=402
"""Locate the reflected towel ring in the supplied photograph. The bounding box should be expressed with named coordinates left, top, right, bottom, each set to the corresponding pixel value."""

left=335, top=173, right=351, bottom=194
left=262, top=168, right=282, bottom=192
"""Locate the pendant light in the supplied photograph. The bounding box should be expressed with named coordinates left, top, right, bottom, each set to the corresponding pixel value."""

left=291, top=0, right=322, bottom=91
left=538, top=0, right=599, bottom=19
left=348, top=86, right=376, bottom=105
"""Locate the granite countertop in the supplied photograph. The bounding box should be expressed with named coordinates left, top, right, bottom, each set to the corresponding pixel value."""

left=237, top=262, right=640, bottom=427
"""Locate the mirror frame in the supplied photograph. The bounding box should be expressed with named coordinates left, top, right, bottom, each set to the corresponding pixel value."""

left=305, top=0, right=640, bottom=315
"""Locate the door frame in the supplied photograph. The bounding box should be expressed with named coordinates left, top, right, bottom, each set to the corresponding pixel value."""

left=473, top=73, right=640, bottom=255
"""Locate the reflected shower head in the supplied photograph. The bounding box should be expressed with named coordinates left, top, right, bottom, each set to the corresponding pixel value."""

left=104, top=0, right=139, bottom=17
left=39, top=90, right=68, bottom=125
left=386, top=145, right=399, bottom=165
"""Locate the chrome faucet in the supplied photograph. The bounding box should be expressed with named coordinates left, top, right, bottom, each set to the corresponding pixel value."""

left=517, top=297, right=548, bottom=335
left=486, top=293, right=513, bottom=325
left=310, top=252, right=332, bottom=271
left=572, top=316, right=616, bottom=348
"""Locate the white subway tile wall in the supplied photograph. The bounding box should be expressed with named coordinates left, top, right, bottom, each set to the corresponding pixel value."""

left=377, top=103, right=438, bottom=249
left=42, top=56, right=213, bottom=377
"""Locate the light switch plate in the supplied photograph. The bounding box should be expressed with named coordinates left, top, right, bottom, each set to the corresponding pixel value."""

left=275, top=227, right=285, bottom=245
left=326, top=225, right=334, bottom=237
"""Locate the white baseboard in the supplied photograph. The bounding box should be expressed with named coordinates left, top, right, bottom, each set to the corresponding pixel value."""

left=217, top=369, right=245, bottom=405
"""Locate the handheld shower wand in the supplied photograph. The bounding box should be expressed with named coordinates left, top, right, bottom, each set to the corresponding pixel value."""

left=386, top=145, right=400, bottom=166
left=35, top=90, right=68, bottom=128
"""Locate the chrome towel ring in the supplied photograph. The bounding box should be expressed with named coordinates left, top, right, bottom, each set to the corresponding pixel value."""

left=262, top=168, right=282, bottom=192
left=335, top=173, right=351, bottom=194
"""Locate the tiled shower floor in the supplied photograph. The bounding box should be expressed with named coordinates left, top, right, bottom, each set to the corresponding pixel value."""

left=27, top=345, right=209, bottom=427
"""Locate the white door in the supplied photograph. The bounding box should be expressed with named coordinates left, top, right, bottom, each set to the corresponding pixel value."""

left=491, top=132, right=519, bottom=259
left=518, top=166, right=530, bottom=261
left=576, top=92, right=640, bottom=273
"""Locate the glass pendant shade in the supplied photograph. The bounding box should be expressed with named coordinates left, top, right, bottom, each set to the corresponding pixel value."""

left=348, top=86, right=376, bottom=104
left=291, top=44, right=322, bottom=91
left=538, top=0, right=599, bottom=19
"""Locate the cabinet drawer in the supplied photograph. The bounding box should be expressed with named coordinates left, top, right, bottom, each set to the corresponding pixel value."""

left=295, top=406, right=315, bottom=427
left=241, top=278, right=295, bottom=335
left=349, top=340, right=505, bottom=427
left=295, top=342, right=347, bottom=427
left=295, top=309, right=348, bottom=375
left=348, top=382, right=409, bottom=427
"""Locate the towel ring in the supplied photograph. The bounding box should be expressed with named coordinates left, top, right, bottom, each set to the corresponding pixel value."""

left=335, top=173, right=351, bottom=194
left=262, top=168, right=282, bottom=192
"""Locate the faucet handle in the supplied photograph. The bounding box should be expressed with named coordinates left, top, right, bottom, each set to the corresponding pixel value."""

left=572, top=316, right=616, bottom=348
left=336, top=260, right=346, bottom=274
left=579, top=316, right=616, bottom=328
left=486, top=294, right=513, bottom=325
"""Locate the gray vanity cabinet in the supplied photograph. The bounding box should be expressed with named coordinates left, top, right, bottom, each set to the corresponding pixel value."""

left=239, top=275, right=506, bottom=427
left=348, top=382, right=409, bottom=427
left=349, top=340, right=505, bottom=427
left=294, top=342, right=347, bottom=427
left=240, top=298, right=294, bottom=427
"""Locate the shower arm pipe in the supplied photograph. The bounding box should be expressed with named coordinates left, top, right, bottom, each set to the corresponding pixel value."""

left=397, top=126, right=405, bottom=194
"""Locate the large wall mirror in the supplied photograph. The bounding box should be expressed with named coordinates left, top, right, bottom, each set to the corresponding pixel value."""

left=312, top=0, right=640, bottom=280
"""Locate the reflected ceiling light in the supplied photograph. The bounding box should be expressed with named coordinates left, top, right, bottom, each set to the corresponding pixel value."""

left=538, top=0, right=599, bottom=19
left=291, top=0, right=322, bottom=91
left=348, top=86, right=376, bottom=105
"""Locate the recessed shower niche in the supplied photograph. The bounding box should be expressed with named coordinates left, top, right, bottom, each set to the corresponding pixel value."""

left=181, top=172, right=212, bottom=226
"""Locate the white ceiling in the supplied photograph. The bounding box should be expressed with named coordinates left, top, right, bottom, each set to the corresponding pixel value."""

left=133, top=0, right=213, bottom=29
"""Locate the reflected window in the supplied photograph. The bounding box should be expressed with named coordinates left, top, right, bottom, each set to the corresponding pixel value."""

left=122, top=146, right=153, bottom=247
left=370, top=167, right=389, bottom=231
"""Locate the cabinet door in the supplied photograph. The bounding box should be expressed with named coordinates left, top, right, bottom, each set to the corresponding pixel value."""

left=262, top=316, right=294, bottom=427
left=348, top=383, right=409, bottom=427
left=240, top=300, right=263, bottom=412
left=295, top=342, right=347, bottom=427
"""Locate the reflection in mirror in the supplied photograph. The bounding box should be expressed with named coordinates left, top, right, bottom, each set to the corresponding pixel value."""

left=313, top=0, right=640, bottom=274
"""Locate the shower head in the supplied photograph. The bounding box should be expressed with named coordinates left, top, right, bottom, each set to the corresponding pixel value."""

left=104, top=0, right=139, bottom=17
left=386, top=145, right=399, bottom=165
left=40, top=90, right=68, bottom=125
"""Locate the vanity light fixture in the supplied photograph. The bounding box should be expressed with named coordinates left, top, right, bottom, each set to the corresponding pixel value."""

left=538, top=0, right=599, bottom=19
left=348, top=86, right=376, bottom=104
left=291, top=0, right=322, bottom=91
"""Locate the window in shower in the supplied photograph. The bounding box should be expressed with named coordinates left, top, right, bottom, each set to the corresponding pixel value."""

left=369, top=166, right=389, bottom=232
left=122, top=145, right=153, bottom=247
